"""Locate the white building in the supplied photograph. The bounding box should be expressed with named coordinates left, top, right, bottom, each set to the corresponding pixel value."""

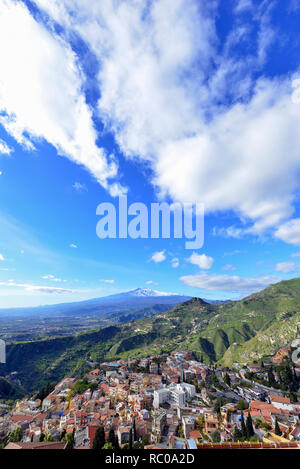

left=153, top=383, right=196, bottom=408
left=153, top=388, right=170, bottom=408
left=270, top=395, right=294, bottom=412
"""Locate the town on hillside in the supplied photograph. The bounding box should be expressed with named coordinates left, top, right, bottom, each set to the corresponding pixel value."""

left=1, top=348, right=300, bottom=450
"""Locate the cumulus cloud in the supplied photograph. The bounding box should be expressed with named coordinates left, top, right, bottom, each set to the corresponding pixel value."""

left=2, top=0, right=300, bottom=236
left=180, top=273, right=280, bottom=293
left=0, top=0, right=121, bottom=195
left=69, top=243, right=78, bottom=249
left=151, top=250, right=166, bottom=263
left=275, top=219, right=300, bottom=245
left=187, top=252, right=214, bottom=270
left=0, top=253, right=4, bottom=261
left=275, top=261, right=298, bottom=273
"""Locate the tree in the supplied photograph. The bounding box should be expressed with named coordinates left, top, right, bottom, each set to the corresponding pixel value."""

left=129, top=428, right=133, bottom=450
left=275, top=417, right=282, bottom=436
left=133, top=418, right=137, bottom=442
left=240, top=412, right=247, bottom=438
left=39, top=432, right=45, bottom=442
left=93, top=426, right=105, bottom=450
left=214, top=397, right=226, bottom=414
left=114, top=436, right=120, bottom=450
left=246, top=412, right=254, bottom=438
left=224, top=373, right=231, bottom=387
left=268, top=368, right=276, bottom=388
left=142, top=434, right=149, bottom=447
left=108, top=428, right=115, bottom=446
left=233, top=426, right=242, bottom=442
left=211, top=430, right=221, bottom=443
left=65, top=431, right=75, bottom=449
left=133, top=441, right=143, bottom=449
left=102, top=442, right=114, bottom=449
left=9, top=427, right=22, bottom=442
left=238, top=399, right=248, bottom=411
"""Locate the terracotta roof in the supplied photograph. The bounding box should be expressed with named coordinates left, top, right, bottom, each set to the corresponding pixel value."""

left=5, top=441, right=67, bottom=450
left=270, top=395, right=291, bottom=404
left=189, top=430, right=201, bottom=439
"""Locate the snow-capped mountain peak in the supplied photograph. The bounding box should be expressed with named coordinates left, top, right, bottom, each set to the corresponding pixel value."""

left=129, top=288, right=179, bottom=297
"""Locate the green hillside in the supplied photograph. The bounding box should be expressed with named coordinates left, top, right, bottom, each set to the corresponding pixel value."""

left=1, top=278, right=300, bottom=397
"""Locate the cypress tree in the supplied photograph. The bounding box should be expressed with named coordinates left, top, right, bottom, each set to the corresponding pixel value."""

left=115, top=435, right=120, bottom=450
left=133, top=418, right=137, bottom=442
left=240, top=412, right=247, bottom=438
left=108, top=428, right=115, bottom=446
left=224, top=373, right=231, bottom=387
left=246, top=412, right=254, bottom=438
left=233, top=426, right=242, bottom=442
left=275, top=417, right=282, bottom=436
left=93, top=426, right=105, bottom=450
left=129, top=428, right=133, bottom=450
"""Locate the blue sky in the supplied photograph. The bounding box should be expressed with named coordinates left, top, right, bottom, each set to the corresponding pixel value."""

left=1, top=0, right=300, bottom=307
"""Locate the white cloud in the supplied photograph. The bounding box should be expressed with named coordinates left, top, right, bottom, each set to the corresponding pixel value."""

left=145, top=280, right=153, bottom=285
left=151, top=250, right=166, bottom=263
left=187, top=252, right=214, bottom=270
left=212, top=226, right=244, bottom=239
left=234, top=0, right=253, bottom=13
left=155, top=79, right=300, bottom=235
left=275, top=219, right=300, bottom=245
left=41, top=274, right=66, bottom=282
left=72, top=182, right=87, bottom=192
left=0, top=138, right=13, bottom=155
left=7, top=0, right=300, bottom=236
left=0, top=253, right=4, bottom=261
left=100, top=279, right=115, bottom=284
left=275, top=261, right=298, bottom=273
left=180, top=272, right=280, bottom=293
left=69, top=243, right=78, bottom=249
left=0, top=0, right=121, bottom=195
left=0, top=281, right=76, bottom=294
left=171, top=257, right=179, bottom=268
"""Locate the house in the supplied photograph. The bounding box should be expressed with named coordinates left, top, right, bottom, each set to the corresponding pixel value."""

left=204, top=411, right=219, bottom=435
left=152, top=410, right=167, bottom=439
left=117, top=426, right=131, bottom=445
left=270, top=395, right=293, bottom=412
left=75, top=424, right=98, bottom=449
left=149, top=363, right=159, bottom=374
left=182, top=416, right=195, bottom=438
